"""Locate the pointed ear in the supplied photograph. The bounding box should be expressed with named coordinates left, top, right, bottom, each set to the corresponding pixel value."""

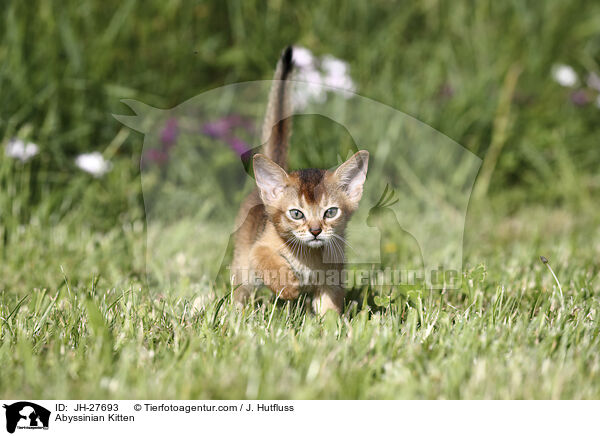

left=334, top=150, right=369, bottom=203
left=253, top=154, right=289, bottom=203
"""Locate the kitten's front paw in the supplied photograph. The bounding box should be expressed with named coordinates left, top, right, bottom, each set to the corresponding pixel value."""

left=273, top=269, right=302, bottom=300
left=252, top=245, right=302, bottom=300
left=260, top=265, right=302, bottom=300
left=312, top=286, right=345, bottom=315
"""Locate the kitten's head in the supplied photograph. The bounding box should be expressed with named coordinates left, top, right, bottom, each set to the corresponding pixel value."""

left=253, top=151, right=369, bottom=250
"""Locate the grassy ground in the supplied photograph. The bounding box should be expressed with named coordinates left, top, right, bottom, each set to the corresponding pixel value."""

left=1, top=202, right=598, bottom=399
left=1, top=1, right=600, bottom=399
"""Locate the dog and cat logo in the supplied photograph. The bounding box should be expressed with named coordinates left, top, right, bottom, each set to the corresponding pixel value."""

left=3, top=402, right=50, bottom=433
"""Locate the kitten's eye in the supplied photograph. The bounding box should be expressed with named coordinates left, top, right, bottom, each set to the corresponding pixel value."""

left=324, top=207, right=339, bottom=219
left=288, top=209, right=305, bottom=220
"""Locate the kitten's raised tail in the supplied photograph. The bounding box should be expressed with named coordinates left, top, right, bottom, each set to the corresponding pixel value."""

left=261, top=46, right=294, bottom=171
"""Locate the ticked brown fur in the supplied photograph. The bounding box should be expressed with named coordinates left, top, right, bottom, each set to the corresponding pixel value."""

left=230, top=47, right=368, bottom=315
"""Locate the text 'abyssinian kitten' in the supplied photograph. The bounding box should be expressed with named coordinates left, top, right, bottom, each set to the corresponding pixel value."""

left=231, top=46, right=368, bottom=315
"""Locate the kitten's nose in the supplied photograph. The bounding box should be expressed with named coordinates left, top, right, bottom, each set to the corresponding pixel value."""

left=309, top=228, right=322, bottom=237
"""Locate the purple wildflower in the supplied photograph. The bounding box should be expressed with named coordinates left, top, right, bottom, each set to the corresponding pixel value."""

left=226, top=137, right=250, bottom=156
left=143, top=148, right=169, bottom=166
left=570, top=89, right=590, bottom=106
left=202, top=119, right=231, bottom=139
left=438, top=83, right=454, bottom=99
left=160, top=118, right=179, bottom=149
left=201, top=114, right=255, bottom=157
left=202, top=115, right=252, bottom=139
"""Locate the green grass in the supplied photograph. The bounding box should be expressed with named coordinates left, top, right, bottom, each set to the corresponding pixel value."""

left=1, top=0, right=600, bottom=399
left=1, top=203, right=599, bottom=399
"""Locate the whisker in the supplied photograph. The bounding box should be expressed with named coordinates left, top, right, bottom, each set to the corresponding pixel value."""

left=337, top=239, right=345, bottom=263
left=332, top=233, right=355, bottom=254
left=325, top=240, right=335, bottom=263
left=330, top=237, right=344, bottom=263
left=277, top=238, right=293, bottom=252
left=331, top=232, right=351, bottom=246
left=332, top=239, right=344, bottom=262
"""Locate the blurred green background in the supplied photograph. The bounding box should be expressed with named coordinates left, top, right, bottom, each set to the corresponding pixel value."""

left=1, top=0, right=600, bottom=399
left=2, top=0, right=600, bottom=291
left=3, top=1, right=600, bottom=195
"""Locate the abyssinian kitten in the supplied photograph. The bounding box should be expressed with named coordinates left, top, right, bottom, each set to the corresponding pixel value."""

left=231, top=46, right=369, bottom=315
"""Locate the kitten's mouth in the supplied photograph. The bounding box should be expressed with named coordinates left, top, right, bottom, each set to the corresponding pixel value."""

left=306, top=239, right=324, bottom=248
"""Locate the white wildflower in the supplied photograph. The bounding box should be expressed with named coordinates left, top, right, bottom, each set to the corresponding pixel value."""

left=322, top=55, right=356, bottom=94
left=552, top=64, right=577, bottom=87
left=292, top=46, right=315, bottom=69
left=294, top=68, right=328, bottom=109
left=322, top=55, right=348, bottom=78
left=75, top=152, right=112, bottom=177
left=5, top=138, right=39, bottom=162
left=587, top=72, right=600, bottom=92
left=291, top=47, right=356, bottom=110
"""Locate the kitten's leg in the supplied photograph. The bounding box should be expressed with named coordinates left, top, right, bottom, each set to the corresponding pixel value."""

left=251, top=245, right=301, bottom=300
left=312, top=286, right=345, bottom=315
left=232, top=283, right=254, bottom=306
left=230, top=265, right=253, bottom=306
